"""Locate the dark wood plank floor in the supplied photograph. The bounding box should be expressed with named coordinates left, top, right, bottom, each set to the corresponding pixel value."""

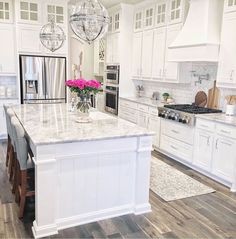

left=0, top=142, right=236, bottom=239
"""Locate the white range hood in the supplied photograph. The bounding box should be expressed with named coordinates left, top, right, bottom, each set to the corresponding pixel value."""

left=168, top=0, right=224, bottom=62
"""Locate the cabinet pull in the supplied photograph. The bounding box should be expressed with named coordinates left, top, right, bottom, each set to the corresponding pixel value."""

left=215, top=138, right=219, bottom=149
left=171, top=129, right=179, bottom=134
left=230, top=70, right=234, bottom=81
left=221, top=141, right=232, bottom=147
left=171, top=145, right=178, bottom=150
left=200, top=134, right=210, bottom=145
left=220, top=129, right=231, bottom=134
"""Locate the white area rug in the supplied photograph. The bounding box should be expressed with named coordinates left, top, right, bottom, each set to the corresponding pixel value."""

left=150, top=157, right=215, bottom=201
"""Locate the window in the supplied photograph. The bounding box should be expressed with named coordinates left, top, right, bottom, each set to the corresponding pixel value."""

left=47, top=5, right=64, bottom=24
left=0, top=1, right=10, bottom=20
left=114, top=12, right=120, bottom=31
left=228, top=0, right=236, bottom=7
left=20, top=1, right=38, bottom=21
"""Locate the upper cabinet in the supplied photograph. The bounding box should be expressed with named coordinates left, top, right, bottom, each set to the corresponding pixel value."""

left=217, top=11, right=236, bottom=88
left=156, top=0, right=167, bottom=27
left=134, top=9, right=143, bottom=32
left=224, top=0, right=236, bottom=13
left=0, top=24, right=16, bottom=74
left=16, top=0, right=41, bottom=24
left=108, top=10, right=121, bottom=33
left=169, top=0, right=183, bottom=24
left=46, top=4, right=64, bottom=25
left=0, top=0, right=13, bottom=23
left=143, top=5, right=155, bottom=29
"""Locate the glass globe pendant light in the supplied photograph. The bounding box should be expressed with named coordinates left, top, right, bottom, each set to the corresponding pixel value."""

left=40, top=19, right=66, bottom=52
left=70, top=0, right=109, bottom=44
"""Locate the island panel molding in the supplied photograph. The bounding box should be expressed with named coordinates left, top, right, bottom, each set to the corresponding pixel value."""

left=11, top=104, right=153, bottom=239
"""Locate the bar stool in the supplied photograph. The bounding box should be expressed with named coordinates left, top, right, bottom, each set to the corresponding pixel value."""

left=5, top=108, right=16, bottom=183
left=11, top=116, right=35, bottom=219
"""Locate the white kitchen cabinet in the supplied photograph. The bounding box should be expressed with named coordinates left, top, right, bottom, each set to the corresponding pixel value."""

left=16, top=0, right=41, bottom=24
left=44, top=1, right=65, bottom=25
left=131, top=32, right=142, bottom=78
left=134, top=9, right=143, bottom=32
left=152, top=27, right=166, bottom=79
left=193, top=129, right=214, bottom=172
left=156, top=0, right=167, bottom=27
left=0, top=24, right=16, bottom=75
left=106, top=33, right=120, bottom=64
left=164, top=24, right=181, bottom=81
left=141, top=30, right=153, bottom=78
left=113, top=11, right=120, bottom=32
left=17, top=24, right=41, bottom=53
left=224, top=0, right=236, bottom=13
left=138, top=111, right=149, bottom=128
left=148, top=114, right=160, bottom=148
left=94, top=38, right=105, bottom=76
left=212, top=136, right=236, bottom=182
left=0, top=0, right=13, bottom=23
left=143, top=5, right=155, bottom=29
left=169, top=0, right=185, bottom=25
left=217, top=12, right=236, bottom=87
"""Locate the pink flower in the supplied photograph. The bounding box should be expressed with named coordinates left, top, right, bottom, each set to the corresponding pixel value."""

left=65, top=78, right=101, bottom=91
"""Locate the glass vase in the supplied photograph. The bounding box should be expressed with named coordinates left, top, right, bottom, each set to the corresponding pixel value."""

left=76, top=93, right=92, bottom=123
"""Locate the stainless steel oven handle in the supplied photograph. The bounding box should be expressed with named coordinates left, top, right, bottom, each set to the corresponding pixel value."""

left=105, top=90, right=118, bottom=94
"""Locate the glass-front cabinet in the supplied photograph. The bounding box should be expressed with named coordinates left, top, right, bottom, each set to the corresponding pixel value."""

left=17, top=0, right=40, bottom=24
left=47, top=4, right=64, bottom=24
left=134, top=10, right=143, bottom=32
left=169, top=0, right=182, bottom=24
left=0, top=0, right=13, bottom=22
left=143, top=5, right=155, bottom=29
left=224, top=0, right=236, bottom=13
left=156, top=0, right=167, bottom=27
left=114, top=11, right=120, bottom=32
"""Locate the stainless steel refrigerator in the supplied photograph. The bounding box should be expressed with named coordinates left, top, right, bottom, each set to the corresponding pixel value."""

left=20, top=55, right=66, bottom=104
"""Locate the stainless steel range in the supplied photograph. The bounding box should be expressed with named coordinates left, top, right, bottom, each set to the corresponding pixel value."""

left=158, top=104, right=222, bottom=126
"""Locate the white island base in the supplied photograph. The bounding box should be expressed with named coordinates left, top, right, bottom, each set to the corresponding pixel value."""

left=31, top=136, right=152, bottom=238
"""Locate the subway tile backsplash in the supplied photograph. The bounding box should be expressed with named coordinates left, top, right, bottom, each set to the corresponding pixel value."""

left=135, top=63, right=236, bottom=111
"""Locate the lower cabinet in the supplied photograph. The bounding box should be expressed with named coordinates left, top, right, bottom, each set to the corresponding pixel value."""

left=119, top=99, right=160, bottom=148
left=212, top=136, right=236, bottom=183
left=193, top=129, right=214, bottom=171
left=193, top=119, right=236, bottom=187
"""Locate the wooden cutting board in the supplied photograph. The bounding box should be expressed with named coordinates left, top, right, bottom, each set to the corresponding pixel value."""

left=207, top=80, right=220, bottom=109
left=195, top=91, right=208, bottom=107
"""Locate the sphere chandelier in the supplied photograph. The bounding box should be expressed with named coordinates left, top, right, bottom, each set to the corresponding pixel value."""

left=40, top=19, right=66, bottom=52
left=70, top=0, right=109, bottom=44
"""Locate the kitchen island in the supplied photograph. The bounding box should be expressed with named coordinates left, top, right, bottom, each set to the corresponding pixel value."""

left=12, top=103, right=153, bottom=239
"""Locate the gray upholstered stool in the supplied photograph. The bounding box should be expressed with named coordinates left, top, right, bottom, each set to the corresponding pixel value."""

left=11, top=116, right=35, bottom=218
left=5, top=108, right=16, bottom=182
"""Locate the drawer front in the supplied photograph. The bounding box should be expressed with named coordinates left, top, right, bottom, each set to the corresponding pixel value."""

left=160, top=135, right=193, bottom=163
left=120, top=100, right=138, bottom=110
left=149, top=107, right=159, bottom=116
left=216, top=123, right=236, bottom=139
left=196, top=119, right=215, bottom=132
left=119, top=106, right=138, bottom=124
left=161, top=119, right=194, bottom=145
left=138, top=104, right=149, bottom=113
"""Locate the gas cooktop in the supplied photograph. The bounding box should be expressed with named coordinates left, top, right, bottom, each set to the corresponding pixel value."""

left=164, top=104, right=222, bottom=114
left=158, top=104, right=222, bottom=126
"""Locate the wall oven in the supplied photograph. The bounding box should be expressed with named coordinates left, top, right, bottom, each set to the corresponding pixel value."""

left=105, top=85, right=119, bottom=115
left=105, top=65, right=120, bottom=85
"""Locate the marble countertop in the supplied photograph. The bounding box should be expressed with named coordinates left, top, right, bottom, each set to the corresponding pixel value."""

left=11, top=103, right=154, bottom=146
left=196, top=113, right=236, bottom=127
left=120, top=97, right=165, bottom=108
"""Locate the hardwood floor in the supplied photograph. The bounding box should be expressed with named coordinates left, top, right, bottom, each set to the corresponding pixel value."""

left=0, top=142, right=236, bottom=239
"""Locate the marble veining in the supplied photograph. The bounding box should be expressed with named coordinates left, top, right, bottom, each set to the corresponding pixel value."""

left=120, top=97, right=164, bottom=108
left=11, top=104, right=153, bottom=146
left=196, top=113, right=236, bottom=127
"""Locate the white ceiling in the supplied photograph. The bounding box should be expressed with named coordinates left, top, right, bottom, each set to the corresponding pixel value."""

left=69, top=0, right=143, bottom=8
left=100, top=0, right=142, bottom=8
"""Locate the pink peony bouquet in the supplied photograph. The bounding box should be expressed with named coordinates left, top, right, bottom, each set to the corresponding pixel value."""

left=66, top=78, right=102, bottom=95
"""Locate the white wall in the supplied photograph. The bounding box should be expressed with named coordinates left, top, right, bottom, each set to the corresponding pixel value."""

left=69, top=34, right=95, bottom=80
left=134, top=63, right=236, bottom=111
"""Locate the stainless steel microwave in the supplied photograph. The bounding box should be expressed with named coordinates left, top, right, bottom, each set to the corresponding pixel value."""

left=105, top=65, right=120, bottom=85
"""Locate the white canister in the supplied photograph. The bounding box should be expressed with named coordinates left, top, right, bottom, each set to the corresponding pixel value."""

left=226, top=104, right=236, bottom=116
